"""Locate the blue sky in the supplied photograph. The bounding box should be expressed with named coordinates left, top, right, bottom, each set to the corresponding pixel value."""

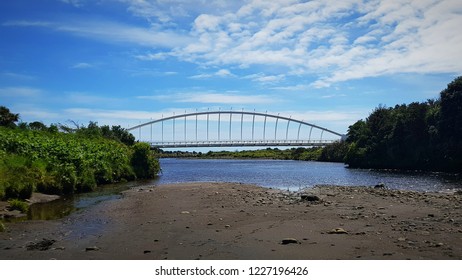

left=1, top=0, right=461, bottom=139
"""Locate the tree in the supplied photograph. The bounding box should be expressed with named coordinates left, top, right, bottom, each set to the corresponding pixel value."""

left=438, top=76, right=462, bottom=171
left=0, top=106, right=19, bottom=127
left=29, top=121, right=48, bottom=131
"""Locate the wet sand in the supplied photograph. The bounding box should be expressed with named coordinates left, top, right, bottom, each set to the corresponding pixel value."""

left=0, top=182, right=461, bottom=259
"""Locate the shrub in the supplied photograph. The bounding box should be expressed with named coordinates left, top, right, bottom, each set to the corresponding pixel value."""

left=76, top=167, right=97, bottom=192
left=4, top=181, right=34, bottom=200
left=131, top=142, right=160, bottom=179
left=8, top=199, right=29, bottom=213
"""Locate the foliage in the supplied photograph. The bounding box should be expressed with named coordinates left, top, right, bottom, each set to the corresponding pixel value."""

left=0, top=112, right=159, bottom=199
left=344, top=76, right=462, bottom=172
left=131, top=142, right=160, bottom=179
left=0, top=221, right=5, bottom=232
left=160, top=147, right=326, bottom=161
left=0, top=106, right=19, bottom=128
left=8, top=199, right=29, bottom=213
left=319, top=141, right=349, bottom=162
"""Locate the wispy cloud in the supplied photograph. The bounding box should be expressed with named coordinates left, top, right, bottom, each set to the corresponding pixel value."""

left=1, top=72, right=37, bottom=81
left=0, top=86, right=43, bottom=97
left=189, top=69, right=235, bottom=79
left=243, top=73, right=285, bottom=84
left=71, top=62, right=94, bottom=69
left=138, top=92, right=281, bottom=105
left=5, top=19, right=192, bottom=48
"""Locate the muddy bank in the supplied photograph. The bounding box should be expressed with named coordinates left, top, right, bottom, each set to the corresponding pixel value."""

left=0, top=182, right=461, bottom=259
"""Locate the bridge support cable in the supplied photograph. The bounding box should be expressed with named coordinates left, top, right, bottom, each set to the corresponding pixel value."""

left=206, top=114, right=209, bottom=141
left=229, top=113, right=232, bottom=141
left=309, top=126, right=313, bottom=142
left=252, top=114, right=255, bottom=141
left=184, top=115, right=187, bottom=142
left=263, top=114, right=267, bottom=141
left=286, top=118, right=291, bottom=141
left=274, top=116, right=279, bottom=141
left=240, top=113, right=244, bottom=141
left=173, top=117, right=175, bottom=142
left=297, top=122, right=302, bottom=141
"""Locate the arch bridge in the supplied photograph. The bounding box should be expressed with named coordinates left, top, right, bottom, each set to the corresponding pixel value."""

left=127, top=110, right=346, bottom=148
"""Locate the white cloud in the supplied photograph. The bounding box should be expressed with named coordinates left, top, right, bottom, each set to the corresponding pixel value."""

left=243, top=73, right=285, bottom=84
left=1, top=72, right=36, bottom=81
left=189, top=69, right=235, bottom=79
left=164, top=0, right=462, bottom=86
left=60, top=0, right=83, bottom=7
left=138, top=92, right=281, bottom=105
left=6, top=19, right=192, bottom=48
left=71, top=62, right=94, bottom=69
left=0, top=86, right=43, bottom=97
left=7, top=0, right=461, bottom=87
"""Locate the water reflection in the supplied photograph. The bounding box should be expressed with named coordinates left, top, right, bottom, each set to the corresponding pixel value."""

left=24, top=180, right=146, bottom=221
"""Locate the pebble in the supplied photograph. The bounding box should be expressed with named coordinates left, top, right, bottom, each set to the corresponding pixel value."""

left=85, top=246, right=100, bottom=252
left=180, top=211, right=190, bottom=214
left=327, top=228, right=348, bottom=234
left=300, top=195, right=320, bottom=202
left=281, top=238, right=299, bottom=245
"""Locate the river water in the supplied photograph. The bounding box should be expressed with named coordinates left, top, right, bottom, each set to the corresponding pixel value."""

left=152, top=158, right=462, bottom=192
left=23, top=158, right=462, bottom=221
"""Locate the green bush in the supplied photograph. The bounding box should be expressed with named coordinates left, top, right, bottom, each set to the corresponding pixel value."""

left=8, top=199, right=29, bottom=213
left=0, top=122, right=159, bottom=198
left=76, top=166, right=97, bottom=193
left=131, top=142, right=160, bottom=179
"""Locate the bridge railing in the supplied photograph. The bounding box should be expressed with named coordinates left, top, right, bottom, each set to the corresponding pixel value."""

left=148, top=139, right=337, bottom=148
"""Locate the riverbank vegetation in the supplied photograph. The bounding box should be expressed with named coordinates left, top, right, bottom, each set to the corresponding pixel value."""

left=160, top=142, right=348, bottom=162
left=0, top=107, right=160, bottom=201
left=344, top=76, right=462, bottom=173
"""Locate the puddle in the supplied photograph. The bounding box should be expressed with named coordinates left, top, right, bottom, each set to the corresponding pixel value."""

left=5, top=180, right=150, bottom=222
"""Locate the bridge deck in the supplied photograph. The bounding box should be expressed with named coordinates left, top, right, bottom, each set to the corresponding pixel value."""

left=149, top=140, right=336, bottom=148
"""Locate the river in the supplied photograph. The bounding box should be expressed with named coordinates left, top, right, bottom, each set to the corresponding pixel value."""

left=24, top=158, right=462, bottom=221
left=152, top=158, right=462, bottom=192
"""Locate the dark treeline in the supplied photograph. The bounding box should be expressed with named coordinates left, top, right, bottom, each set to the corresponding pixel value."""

left=159, top=144, right=348, bottom=162
left=344, top=76, right=462, bottom=173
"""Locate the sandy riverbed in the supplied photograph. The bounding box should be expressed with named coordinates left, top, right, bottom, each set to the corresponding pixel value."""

left=0, top=182, right=461, bottom=259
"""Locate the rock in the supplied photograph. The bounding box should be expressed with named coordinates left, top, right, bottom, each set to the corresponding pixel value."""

left=180, top=211, right=190, bottom=214
left=327, top=228, right=348, bottom=234
left=85, top=246, right=100, bottom=251
left=300, top=195, right=320, bottom=202
left=397, top=237, right=406, bottom=242
left=281, top=238, right=299, bottom=245
left=374, top=183, right=387, bottom=189
left=26, top=239, right=56, bottom=251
